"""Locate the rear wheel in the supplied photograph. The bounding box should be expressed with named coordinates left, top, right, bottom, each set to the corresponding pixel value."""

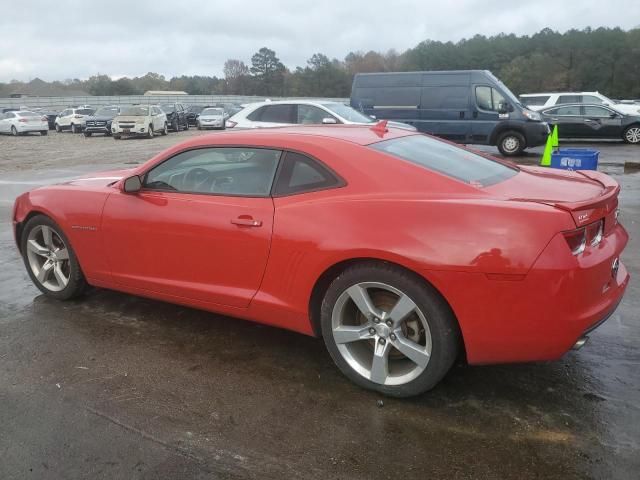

left=41, top=130, right=48, bottom=136
left=497, top=130, right=525, bottom=156
left=84, top=132, right=92, bottom=137
left=11, top=126, right=18, bottom=136
left=320, top=262, right=460, bottom=397
left=55, top=123, right=61, bottom=133
left=161, top=123, right=168, bottom=135
left=21, top=215, right=87, bottom=300
left=71, top=123, right=78, bottom=134
left=623, top=125, right=640, bottom=144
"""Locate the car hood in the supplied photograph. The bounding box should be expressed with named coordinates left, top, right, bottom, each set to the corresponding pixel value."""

left=62, top=168, right=136, bottom=188
left=114, top=116, right=147, bottom=122
left=88, top=115, right=116, bottom=121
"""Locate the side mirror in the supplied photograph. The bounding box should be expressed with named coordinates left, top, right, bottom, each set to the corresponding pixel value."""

left=498, top=102, right=510, bottom=114
left=610, top=112, right=618, bottom=118
left=322, top=117, right=338, bottom=124
left=123, top=175, right=142, bottom=193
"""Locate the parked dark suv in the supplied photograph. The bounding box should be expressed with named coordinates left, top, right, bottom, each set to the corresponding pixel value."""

left=160, top=103, right=189, bottom=132
left=84, top=105, right=119, bottom=137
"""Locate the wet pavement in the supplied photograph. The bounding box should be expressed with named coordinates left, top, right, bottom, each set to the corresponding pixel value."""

left=0, top=135, right=639, bottom=479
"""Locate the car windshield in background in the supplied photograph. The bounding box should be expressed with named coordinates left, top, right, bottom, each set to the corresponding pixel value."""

left=120, top=106, right=149, bottom=116
left=18, top=111, right=40, bottom=117
left=202, top=108, right=223, bottom=115
left=77, top=109, right=94, bottom=115
left=161, top=104, right=176, bottom=112
left=371, top=135, right=518, bottom=187
left=95, top=107, right=119, bottom=116
left=322, top=103, right=374, bottom=123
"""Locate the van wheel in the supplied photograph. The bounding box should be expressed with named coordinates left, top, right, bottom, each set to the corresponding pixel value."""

left=497, top=131, right=525, bottom=156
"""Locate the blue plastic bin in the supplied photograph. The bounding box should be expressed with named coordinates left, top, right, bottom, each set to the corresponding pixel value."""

left=550, top=148, right=599, bottom=171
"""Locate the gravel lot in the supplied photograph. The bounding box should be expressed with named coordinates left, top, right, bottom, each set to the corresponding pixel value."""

left=1, top=129, right=639, bottom=479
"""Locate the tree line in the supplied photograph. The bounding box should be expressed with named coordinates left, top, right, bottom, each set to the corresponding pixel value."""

left=2, top=27, right=639, bottom=100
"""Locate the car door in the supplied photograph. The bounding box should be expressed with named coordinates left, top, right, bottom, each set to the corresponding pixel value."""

left=579, top=106, right=622, bottom=139
left=542, top=105, right=583, bottom=137
left=58, top=109, right=70, bottom=127
left=470, top=85, right=505, bottom=144
left=102, top=146, right=281, bottom=308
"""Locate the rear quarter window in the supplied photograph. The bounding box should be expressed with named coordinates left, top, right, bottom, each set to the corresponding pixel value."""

left=371, top=135, right=518, bottom=187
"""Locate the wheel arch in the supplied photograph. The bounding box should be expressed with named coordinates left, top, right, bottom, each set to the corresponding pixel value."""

left=489, top=124, right=526, bottom=147
left=308, top=256, right=467, bottom=360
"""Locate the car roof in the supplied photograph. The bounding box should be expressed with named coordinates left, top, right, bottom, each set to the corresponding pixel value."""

left=246, top=99, right=343, bottom=108
left=520, top=91, right=602, bottom=97
left=541, top=103, right=624, bottom=113
left=186, top=124, right=415, bottom=148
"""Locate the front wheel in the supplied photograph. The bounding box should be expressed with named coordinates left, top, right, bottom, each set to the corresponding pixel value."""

left=623, top=125, right=640, bottom=144
left=320, top=262, right=460, bottom=397
left=71, top=124, right=78, bottom=134
left=21, top=215, right=87, bottom=300
left=147, top=124, right=154, bottom=138
left=11, top=126, right=18, bottom=136
left=84, top=132, right=92, bottom=137
left=55, top=124, right=61, bottom=133
left=161, top=122, right=168, bottom=136
left=497, top=131, right=525, bottom=156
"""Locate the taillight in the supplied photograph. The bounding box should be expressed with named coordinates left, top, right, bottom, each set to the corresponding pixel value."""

left=586, top=220, right=604, bottom=247
left=18, top=118, right=28, bottom=123
left=563, top=219, right=604, bottom=255
left=226, top=120, right=237, bottom=128
left=563, top=228, right=586, bottom=255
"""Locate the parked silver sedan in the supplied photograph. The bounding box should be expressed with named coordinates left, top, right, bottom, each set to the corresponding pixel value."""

left=196, top=107, right=226, bottom=130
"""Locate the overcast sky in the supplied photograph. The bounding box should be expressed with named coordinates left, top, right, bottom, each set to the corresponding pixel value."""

left=2, top=0, right=639, bottom=82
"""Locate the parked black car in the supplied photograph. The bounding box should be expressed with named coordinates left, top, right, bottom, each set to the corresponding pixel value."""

left=540, top=103, right=640, bottom=144
left=160, top=103, right=189, bottom=131
left=84, top=106, right=120, bottom=137
left=186, top=105, right=205, bottom=126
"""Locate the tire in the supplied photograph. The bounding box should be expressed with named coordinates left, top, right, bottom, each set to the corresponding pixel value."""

left=623, top=125, right=640, bottom=144
left=320, top=262, right=460, bottom=397
left=113, top=135, right=121, bottom=140
left=172, top=119, right=179, bottom=132
left=147, top=124, right=154, bottom=138
left=84, top=132, right=92, bottom=137
left=161, top=123, right=168, bottom=136
left=71, top=123, right=78, bottom=134
left=497, top=130, right=526, bottom=156
left=21, top=214, right=87, bottom=300
left=197, top=122, right=201, bottom=130
left=184, top=120, right=189, bottom=131
left=55, top=124, right=61, bottom=133
left=11, top=126, right=18, bottom=136
left=41, top=130, right=48, bottom=136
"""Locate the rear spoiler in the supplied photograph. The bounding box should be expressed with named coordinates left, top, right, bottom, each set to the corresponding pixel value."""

left=542, top=171, right=620, bottom=226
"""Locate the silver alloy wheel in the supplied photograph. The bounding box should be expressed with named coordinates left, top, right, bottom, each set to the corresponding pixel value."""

left=11, top=126, right=18, bottom=136
left=331, top=282, right=432, bottom=386
left=625, top=126, right=640, bottom=143
left=26, top=225, right=70, bottom=292
left=502, top=135, right=519, bottom=153
left=149, top=124, right=154, bottom=137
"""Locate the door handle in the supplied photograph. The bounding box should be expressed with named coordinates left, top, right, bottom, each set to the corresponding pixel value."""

left=231, top=216, right=262, bottom=227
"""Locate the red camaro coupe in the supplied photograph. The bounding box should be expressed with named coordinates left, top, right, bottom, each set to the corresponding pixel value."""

left=13, top=124, right=629, bottom=397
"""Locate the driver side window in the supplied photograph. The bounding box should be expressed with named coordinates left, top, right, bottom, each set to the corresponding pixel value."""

left=144, top=147, right=282, bottom=197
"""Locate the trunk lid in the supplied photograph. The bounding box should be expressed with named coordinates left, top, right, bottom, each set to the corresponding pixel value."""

left=486, top=166, right=619, bottom=229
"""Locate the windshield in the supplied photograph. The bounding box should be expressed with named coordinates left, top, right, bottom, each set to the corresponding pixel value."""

left=161, top=104, right=176, bottom=112
left=201, top=108, right=224, bottom=115
left=485, top=72, right=521, bottom=107
left=95, top=107, right=119, bottom=116
left=322, top=103, right=374, bottom=123
left=120, top=106, right=149, bottom=116
left=371, top=134, right=518, bottom=187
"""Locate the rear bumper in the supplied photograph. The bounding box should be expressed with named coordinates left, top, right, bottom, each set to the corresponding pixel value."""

left=16, top=123, right=48, bottom=132
left=424, top=223, right=630, bottom=364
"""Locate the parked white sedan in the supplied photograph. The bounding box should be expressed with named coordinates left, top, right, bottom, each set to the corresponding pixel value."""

left=226, top=100, right=416, bottom=130
left=0, top=111, right=49, bottom=136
